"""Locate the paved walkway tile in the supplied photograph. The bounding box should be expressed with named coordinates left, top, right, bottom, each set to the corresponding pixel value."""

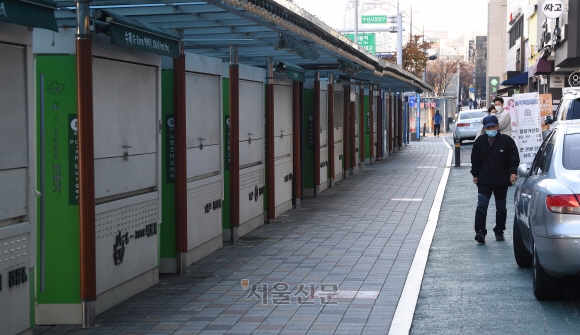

left=35, top=136, right=450, bottom=335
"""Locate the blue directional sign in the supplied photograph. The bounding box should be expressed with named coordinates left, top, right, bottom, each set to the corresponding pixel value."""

left=409, top=96, right=416, bottom=108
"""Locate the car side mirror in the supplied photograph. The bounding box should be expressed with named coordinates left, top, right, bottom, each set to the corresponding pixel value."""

left=517, top=163, right=529, bottom=178
left=544, top=115, right=554, bottom=125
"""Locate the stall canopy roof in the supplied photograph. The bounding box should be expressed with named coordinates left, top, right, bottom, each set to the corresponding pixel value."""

left=1, top=0, right=59, bottom=32
left=53, top=0, right=432, bottom=93
left=501, top=72, right=529, bottom=86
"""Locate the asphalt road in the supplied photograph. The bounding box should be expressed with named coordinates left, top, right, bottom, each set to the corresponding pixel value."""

left=410, top=135, right=580, bottom=335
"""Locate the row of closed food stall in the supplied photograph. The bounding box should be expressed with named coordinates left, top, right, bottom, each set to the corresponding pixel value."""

left=0, top=1, right=428, bottom=333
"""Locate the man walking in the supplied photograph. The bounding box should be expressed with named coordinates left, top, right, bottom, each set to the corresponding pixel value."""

left=433, top=110, right=443, bottom=136
left=471, top=115, right=519, bottom=244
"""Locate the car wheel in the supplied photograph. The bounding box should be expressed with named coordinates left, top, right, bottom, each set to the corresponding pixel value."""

left=513, top=216, right=532, bottom=267
left=532, top=243, right=562, bottom=300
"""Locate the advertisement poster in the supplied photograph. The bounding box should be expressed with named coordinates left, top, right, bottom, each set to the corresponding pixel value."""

left=513, top=93, right=543, bottom=168
left=503, top=96, right=517, bottom=140
left=539, top=94, right=553, bottom=137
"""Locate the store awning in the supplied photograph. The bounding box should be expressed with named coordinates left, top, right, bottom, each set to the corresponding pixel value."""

left=0, top=0, right=58, bottom=32
left=281, top=62, right=305, bottom=82
left=93, top=9, right=181, bottom=58
left=530, top=57, right=552, bottom=75
left=501, top=71, right=529, bottom=86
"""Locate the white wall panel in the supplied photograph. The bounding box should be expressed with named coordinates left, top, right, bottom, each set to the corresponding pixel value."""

left=0, top=228, right=30, bottom=335
left=334, top=91, right=344, bottom=143
left=274, top=83, right=292, bottom=159
left=186, top=144, right=220, bottom=179
left=185, top=73, right=221, bottom=147
left=187, top=180, right=222, bottom=248
left=320, top=149, right=328, bottom=183
left=92, top=58, right=158, bottom=159
left=239, top=165, right=264, bottom=224
left=239, top=80, right=264, bottom=167
left=274, top=134, right=292, bottom=158
left=320, top=90, right=328, bottom=147
left=94, top=154, right=157, bottom=199
left=0, top=169, right=27, bottom=221
left=334, top=142, right=343, bottom=179
left=274, top=158, right=292, bottom=207
left=0, top=43, right=27, bottom=170
left=95, top=194, right=159, bottom=295
left=240, top=139, right=264, bottom=167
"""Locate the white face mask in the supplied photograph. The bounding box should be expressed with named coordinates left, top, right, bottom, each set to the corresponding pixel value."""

left=495, top=105, right=504, bottom=113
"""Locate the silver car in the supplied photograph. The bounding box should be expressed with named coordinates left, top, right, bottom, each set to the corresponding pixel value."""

left=513, top=122, right=580, bottom=300
left=452, top=109, right=487, bottom=142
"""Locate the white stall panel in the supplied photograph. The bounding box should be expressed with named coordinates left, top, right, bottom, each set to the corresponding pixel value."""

left=274, top=158, right=292, bottom=207
left=239, top=165, right=264, bottom=224
left=186, top=73, right=221, bottom=148
left=240, top=139, right=264, bottom=167
left=187, top=180, right=222, bottom=248
left=240, top=80, right=264, bottom=157
left=0, top=169, right=27, bottom=221
left=320, top=90, right=328, bottom=147
left=94, top=154, right=157, bottom=199
left=0, top=229, right=30, bottom=335
left=274, top=84, right=292, bottom=132
left=95, top=193, right=159, bottom=295
left=92, top=58, right=158, bottom=159
left=334, top=91, right=344, bottom=143
left=274, top=134, right=292, bottom=159
left=187, top=144, right=220, bottom=179
left=0, top=43, right=27, bottom=170
left=320, top=148, right=328, bottom=183
left=334, top=142, right=343, bottom=179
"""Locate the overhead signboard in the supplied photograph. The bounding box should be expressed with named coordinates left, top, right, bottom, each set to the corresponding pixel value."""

left=541, top=0, right=564, bottom=19
left=344, top=33, right=376, bottom=55
left=361, top=15, right=387, bottom=24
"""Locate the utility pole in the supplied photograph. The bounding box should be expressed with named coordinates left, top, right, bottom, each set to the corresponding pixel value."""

left=354, top=0, right=358, bottom=45
left=397, top=0, right=402, bottom=67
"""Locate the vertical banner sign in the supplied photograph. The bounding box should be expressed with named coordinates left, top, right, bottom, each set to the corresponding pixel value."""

left=366, top=111, right=370, bottom=134
left=165, top=114, right=176, bottom=183
left=513, top=93, right=543, bottom=168
left=68, top=115, right=78, bottom=205
left=37, top=55, right=81, bottom=305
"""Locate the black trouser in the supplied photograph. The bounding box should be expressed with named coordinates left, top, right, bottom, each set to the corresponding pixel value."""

left=434, top=124, right=440, bottom=136
left=474, top=184, right=508, bottom=233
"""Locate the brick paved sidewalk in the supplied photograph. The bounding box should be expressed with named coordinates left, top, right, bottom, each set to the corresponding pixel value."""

left=35, top=136, right=451, bottom=335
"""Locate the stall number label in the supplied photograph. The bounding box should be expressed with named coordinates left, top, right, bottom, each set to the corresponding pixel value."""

left=284, top=173, right=293, bottom=183
left=249, top=187, right=264, bottom=202
left=7, top=267, right=28, bottom=288
left=205, top=199, right=223, bottom=213
left=114, top=223, right=158, bottom=265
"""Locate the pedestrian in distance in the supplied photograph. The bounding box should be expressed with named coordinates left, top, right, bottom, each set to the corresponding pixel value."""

left=476, top=97, right=511, bottom=139
left=470, top=115, right=520, bottom=244
left=433, top=110, right=443, bottom=136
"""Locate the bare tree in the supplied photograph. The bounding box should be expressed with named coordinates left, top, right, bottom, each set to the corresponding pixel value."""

left=383, top=35, right=433, bottom=77
left=426, top=59, right=475, bottom=98
left=426, top=59, right=460, bottom=97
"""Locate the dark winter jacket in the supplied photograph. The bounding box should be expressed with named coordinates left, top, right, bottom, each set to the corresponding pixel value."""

left=470, top=132, right=520, bottom=188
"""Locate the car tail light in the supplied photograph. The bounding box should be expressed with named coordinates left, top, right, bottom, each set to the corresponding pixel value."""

left=456, top=123, right=470, bottom=127
left=546, top=195, right=580, bottom=214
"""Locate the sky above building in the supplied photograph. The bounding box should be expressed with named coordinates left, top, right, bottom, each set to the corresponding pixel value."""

left=292, top=0, right=489, bottom=38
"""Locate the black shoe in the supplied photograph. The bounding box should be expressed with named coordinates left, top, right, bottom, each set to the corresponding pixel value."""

left=475, top=230, right=486, bottom=244
left=493, top=228, right=505, bottom=241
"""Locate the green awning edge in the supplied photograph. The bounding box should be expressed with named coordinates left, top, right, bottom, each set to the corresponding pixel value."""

left=0, top=0, right=58, bottom=32
left=99, top=9, right=180, bottom=42
left=96, top=9, right=181, bottom=58
left=282, top=62, right=305, bottom=82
